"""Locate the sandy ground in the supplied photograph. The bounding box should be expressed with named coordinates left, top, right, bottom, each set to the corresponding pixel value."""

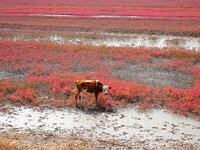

left=0, top=104, right=199, bottom=149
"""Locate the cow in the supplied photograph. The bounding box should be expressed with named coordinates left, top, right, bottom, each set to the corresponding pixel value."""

left=73, top=80, right=111, bottom=108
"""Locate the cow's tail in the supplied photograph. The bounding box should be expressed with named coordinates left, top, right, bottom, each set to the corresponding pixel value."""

left=74, top=80, right=78, bottom=84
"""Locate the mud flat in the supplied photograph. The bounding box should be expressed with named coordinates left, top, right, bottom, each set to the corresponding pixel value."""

left=112, top=63, right=194, bottom=88
left=0, top=69, right=26, bottom=81
left=0, top=105, right=199, bottom=149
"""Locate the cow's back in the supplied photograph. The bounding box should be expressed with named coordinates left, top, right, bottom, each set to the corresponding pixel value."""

left=75, top=80, right=100, bottom=93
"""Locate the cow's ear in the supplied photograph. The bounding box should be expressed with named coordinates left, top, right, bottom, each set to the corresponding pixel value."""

left=109, top=87, right=112, bottom=89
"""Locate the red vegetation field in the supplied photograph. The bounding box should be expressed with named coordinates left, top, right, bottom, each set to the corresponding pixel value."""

left=0, top=6, right=200, bottom=20
left=1, top=41, right=200, bottom=117
left=0, top=0, right=200, bottom=116
left=1, top=0, right=199, bottom=7
left=0, top=0, right=200, bottom=20
left=0, top=15, right=200, bottom=37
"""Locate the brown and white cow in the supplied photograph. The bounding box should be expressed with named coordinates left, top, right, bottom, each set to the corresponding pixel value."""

left=74, top=80, right=111, bottom=107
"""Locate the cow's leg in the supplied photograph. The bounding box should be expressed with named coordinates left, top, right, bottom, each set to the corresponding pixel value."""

left=80, top=92, right=85, bottom=109
left=95, top=92, right=99, bottom=107
left=75, top=91, right=80, bottom=108
left=80, top=92, right=83, bottom=105
left=75, top=91, right=84, bottom=109
left=75, top=92, right=79, bottom=100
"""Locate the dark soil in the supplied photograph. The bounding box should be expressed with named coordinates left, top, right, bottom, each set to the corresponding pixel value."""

left=112, top=63, right=194, bottom=88
left=68, top=61, right=96, bottom=73
left=0, top=69, right=26, bottom=81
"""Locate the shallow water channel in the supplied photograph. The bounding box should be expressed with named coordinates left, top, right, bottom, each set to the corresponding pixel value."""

left=1, top=28, right=200, bottom=51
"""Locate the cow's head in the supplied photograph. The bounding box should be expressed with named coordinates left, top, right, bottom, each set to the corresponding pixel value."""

left=102, top=85, right=112, bottom=95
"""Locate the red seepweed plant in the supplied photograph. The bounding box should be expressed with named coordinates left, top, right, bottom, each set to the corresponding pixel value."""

left=9, top=89, right=38, bottom=105
left=0, top=41, right=200, bottom=116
